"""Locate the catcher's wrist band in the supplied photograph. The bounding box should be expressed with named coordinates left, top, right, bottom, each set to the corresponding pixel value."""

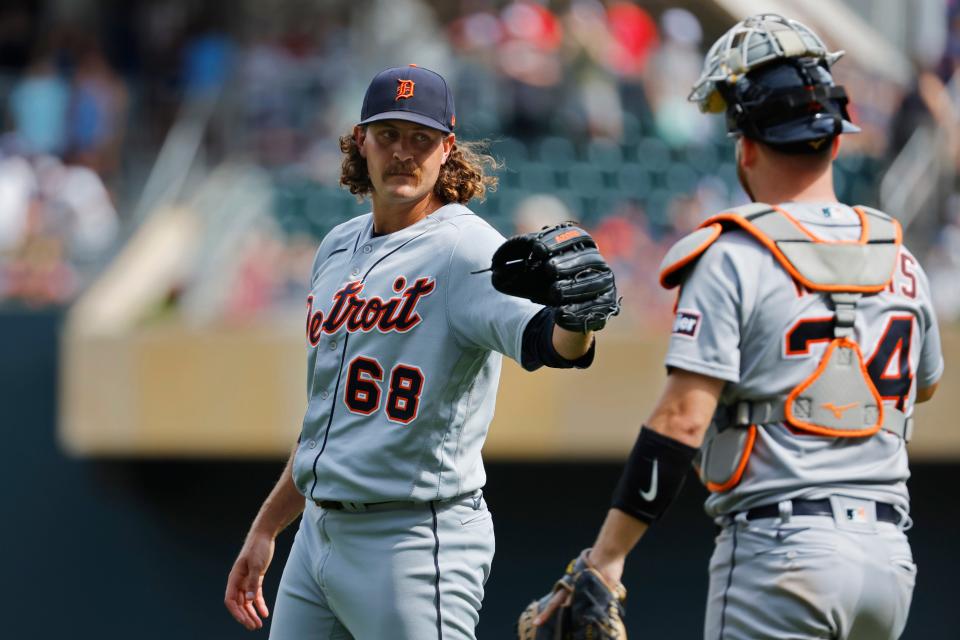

left=611, top=426, right=698, bottom=524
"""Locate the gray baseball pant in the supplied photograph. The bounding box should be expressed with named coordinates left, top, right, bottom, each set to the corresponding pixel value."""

left=704, top=497, right=916, bottom=640
left=269, top=492, right=494, bottom=640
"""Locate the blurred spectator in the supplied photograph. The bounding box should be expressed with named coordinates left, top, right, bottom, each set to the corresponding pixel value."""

left=33, top=155, right=118, bottom=259
left=498, top=0, right=565, bottom=138
left=833, top=65, right=901, bottom=158
left=589, top=202, right=673, bottom=326
left=8, top=54, right=70, bottom=155
left=0, top=155, right=76, bottom=307
left=222, top=229, right=320, bottom=320
left=224, top=229, right=287, bottom=319
left=0, top=152, right=117, bottom=307
left=3, top=227, right=77, bottom=307
left=67, top=43, right=129, bottom=178
left=513, top=193, right=573, bottom=233
left=606, top=1, right=659, bottom=76
left=447, top=7, right=504, bottom=135
left=647, top=8, right=711, bottom=148
left=564, top=1, right=623, bottom=140
left=182, top=22, right=234, bottom=98
left=0, top=152, right=35, bottom=251
left=0, top=0, right=951, bottom=328
left=239, top=35, right=300, bottom=167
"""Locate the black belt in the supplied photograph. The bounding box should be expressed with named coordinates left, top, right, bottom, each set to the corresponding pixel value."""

left=745, top=498, right=900, bottom=524
left=314, top=499, right=415, bottom=511
left=316, top=500, right=350, bottom=510
left=315, top=491, right=481, bottom=512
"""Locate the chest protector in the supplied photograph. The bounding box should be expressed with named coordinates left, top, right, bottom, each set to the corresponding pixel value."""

left=659, top=203, right=910, bottom=492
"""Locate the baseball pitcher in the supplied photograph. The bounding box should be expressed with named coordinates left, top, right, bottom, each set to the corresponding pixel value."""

left=223, top=64, right=619, bottom=639
left=519, top=15, right=943, bottom=640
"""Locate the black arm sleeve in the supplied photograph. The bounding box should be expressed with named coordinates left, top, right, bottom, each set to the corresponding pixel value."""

left=520, top=307, right=596, bottom=371
left=611, top=426, right=699, bottom=524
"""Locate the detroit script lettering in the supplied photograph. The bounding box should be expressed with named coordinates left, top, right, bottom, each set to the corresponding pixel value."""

left=306, top=276, right=436, bottom=345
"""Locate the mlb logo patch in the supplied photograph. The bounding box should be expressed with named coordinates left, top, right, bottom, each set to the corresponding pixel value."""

left=672, top=309, right=701, bottom=339
left=845, top=506, right=868, bottom=523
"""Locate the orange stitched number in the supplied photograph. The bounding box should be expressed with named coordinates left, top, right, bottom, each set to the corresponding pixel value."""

left=386, top=365, right=425, bottom=424
left=345, top=357, right=383, bottom=415
left=785, top=317, right=834, bottom=355
left=343, top=356, right=425, bottom=424
left=866, top=316, right=914, bottom=411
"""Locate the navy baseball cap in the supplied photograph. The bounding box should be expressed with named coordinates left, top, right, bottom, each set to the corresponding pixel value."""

left=358, top=64, right=456, bottom=133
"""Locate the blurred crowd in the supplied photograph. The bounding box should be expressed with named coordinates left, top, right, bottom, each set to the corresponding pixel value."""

left=0, top=18, right=127, bottom=306
left=0, top=0, right=958, bottom=327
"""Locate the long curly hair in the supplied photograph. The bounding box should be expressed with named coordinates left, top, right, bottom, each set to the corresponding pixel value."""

left=339, top=129, right=499, bottom=204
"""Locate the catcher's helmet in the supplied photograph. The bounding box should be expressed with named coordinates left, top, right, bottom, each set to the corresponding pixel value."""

left=689, top=14, right=859, bottom=149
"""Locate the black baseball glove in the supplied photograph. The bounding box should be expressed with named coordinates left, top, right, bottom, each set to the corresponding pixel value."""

left=489, top=223, right=620, bottom=332
left=517, top=549, right=627, bottom=640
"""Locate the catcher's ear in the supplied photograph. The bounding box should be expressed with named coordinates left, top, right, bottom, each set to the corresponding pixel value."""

left=354, top=126, right=367, bottom=158
left=737, top=137, right=757, bottom=168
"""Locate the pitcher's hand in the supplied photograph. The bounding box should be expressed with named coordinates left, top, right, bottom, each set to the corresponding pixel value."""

left=225, top=531, right=275, bottom=630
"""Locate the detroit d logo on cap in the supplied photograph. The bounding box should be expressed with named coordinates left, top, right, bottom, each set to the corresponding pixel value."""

left=396, top=79, right=415, bottom=100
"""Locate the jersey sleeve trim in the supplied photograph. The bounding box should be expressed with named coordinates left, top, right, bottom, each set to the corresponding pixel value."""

left=664, top=354, right=740, bottom=383
left=659, top=223, right=722, bottom=289
left=918, top=356, right=944, bottom=389
left=511, top=304, right=546, bottom=365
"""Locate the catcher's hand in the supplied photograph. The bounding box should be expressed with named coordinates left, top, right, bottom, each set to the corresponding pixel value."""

left=517, top=549, right=627, bottom=640
left=489, top=223, right=619, bottom=331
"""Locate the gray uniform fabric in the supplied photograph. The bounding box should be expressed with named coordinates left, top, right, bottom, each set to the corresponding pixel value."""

left=294, top=204, right=540, bottom=503
left=271, top=496, right=495, bottom=640
left=664, top=202, right=943, bottom=640
left=704, top=500, right=916, bottom=640
left=276, top=204, right=541, bottom=639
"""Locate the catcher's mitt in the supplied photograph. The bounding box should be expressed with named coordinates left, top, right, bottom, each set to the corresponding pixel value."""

left=490, top=223, right=616, bottom=306
left=517, top=550, right=627, bottom=640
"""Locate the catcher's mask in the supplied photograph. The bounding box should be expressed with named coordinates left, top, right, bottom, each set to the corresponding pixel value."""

left=689, top=14, right=859, bottom=151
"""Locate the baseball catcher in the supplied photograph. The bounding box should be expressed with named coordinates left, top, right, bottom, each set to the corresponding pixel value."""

left=519, top=14, right=942, bottom=640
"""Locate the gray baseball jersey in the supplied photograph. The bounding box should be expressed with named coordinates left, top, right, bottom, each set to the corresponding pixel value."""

left=292, top=203, right=542, bottom=504
left=664, top=202, right=944, bottom=518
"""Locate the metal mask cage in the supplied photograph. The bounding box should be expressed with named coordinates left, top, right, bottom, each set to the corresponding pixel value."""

left=689, top=14, right=844, bottom=113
